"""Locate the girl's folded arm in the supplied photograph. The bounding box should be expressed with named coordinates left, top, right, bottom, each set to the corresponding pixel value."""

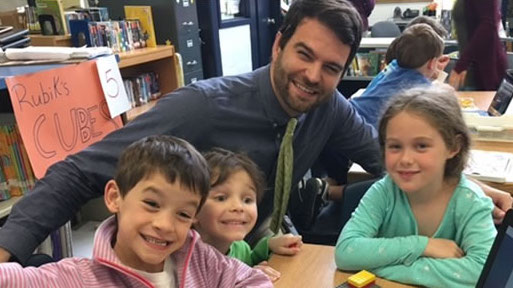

left=335, top=180, right=428, bottom=271
left=372, top=194, right=496, bottom=288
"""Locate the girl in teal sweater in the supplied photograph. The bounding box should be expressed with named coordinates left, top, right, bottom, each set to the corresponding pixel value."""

left=336, top=84, right=496, bottom=287
left=195, top=148, right=303, bottom=282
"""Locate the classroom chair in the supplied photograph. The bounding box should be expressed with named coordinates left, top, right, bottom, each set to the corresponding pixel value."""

left=370, top=21, right=401, bottom=38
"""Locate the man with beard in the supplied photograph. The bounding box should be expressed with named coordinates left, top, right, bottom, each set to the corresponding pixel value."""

left=0, top=0, right=510, bottom=265
left=0, top=0, right=376, bottom=264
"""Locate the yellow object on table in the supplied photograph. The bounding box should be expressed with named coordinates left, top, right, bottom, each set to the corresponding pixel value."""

left=348, top=270, right=376, bottom=288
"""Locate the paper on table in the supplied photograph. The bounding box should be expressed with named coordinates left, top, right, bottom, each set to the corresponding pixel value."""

left=464, top=150, right=513, bottom=183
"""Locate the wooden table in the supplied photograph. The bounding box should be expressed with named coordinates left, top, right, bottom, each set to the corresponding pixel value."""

left=268, top=244, right=413, bottom=288
left=457, top=91, right=513, bottom=194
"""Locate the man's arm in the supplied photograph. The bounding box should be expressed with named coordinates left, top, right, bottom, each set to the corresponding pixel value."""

left=469, top=178, right=513, bottom=224
left=0, top=87, right=210, bottom=263
left=323, top=95, right=384, bottom=180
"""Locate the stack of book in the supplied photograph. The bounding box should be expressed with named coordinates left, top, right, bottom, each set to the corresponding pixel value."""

left=346, top=50, right=387, bottom=77
left=123, top=72, right=161, bottom=108
left=70, top=19, right=147, bottom=52
left=0, top=124, right=36, bottom=201
left=0, top=27, right=30, bottom=51
left=90, top=20, right=147, bottom=52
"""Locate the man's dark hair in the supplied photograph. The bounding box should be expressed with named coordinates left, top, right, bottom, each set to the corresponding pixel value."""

left=114, top=135, right=210, bottom=208
left=203, top=148, right=266, bottom=203
left=278, top=0, right=363, bottom=74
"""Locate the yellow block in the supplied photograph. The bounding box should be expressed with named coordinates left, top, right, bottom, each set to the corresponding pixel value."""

left=348, top=270, right=376, bottom=288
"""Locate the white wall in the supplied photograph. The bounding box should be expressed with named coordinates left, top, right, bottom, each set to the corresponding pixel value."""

left=219, top=24, right=253, bottom=76
left=0, top=0, right=27, bottom=13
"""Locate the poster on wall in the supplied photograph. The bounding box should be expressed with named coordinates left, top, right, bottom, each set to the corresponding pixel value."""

left=6, top=60, right=123, bottom=178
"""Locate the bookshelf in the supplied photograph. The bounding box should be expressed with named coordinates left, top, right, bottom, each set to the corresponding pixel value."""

left=29, top=35, right=72, bottom=47
left=117, top=45, right=179, bottom=122
left=0, top=45, right=181, bottom=259
left=125, top=100, right=157, bottom=122
left=0, top=196, right=21, bottom=219
left=0, top=44, right=180, bottom=218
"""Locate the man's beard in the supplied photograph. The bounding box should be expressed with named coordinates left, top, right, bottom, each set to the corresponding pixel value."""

left=272, top=53, right=332, bottom=115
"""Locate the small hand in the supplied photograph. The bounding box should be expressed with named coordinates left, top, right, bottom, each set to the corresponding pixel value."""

left=423, top=238, right=464, bottom=259
left=254, top=261, right=281, bottom=282
left=448, top=69, right=467, bottom=90
left=268, top=233, right=303, bottom=255
left=487, top=188, right=513, bottom=225
left=469, top=178, right=513, bottom=224
left=436, top=55, right=450, bottom=71
left=0, top=247, right=11, bottom=263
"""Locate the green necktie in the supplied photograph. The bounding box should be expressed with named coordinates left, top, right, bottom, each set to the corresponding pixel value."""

left=270, top=118, right=298, bottom=234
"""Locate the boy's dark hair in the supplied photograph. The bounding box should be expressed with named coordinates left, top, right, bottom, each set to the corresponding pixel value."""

left=378, top=84, right=471, bottom=179
left=407, top=16, right=448, bottom=38
left=114, top=135, right=210, bottom=208
left=386, top=17, right=447, bottom=64
left=278, top=0, right=362, bottom=74
left=387, top=23, right=443, bottom=69
left=203, top=148, right=266, bottom=203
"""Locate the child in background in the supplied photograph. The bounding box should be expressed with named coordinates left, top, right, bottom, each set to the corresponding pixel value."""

left=351, top=23, right=445, bottom=128
left=384, top=15, right=449, bottom=64
left=195, top=148, right=303, bottom=282
left=336, top=85, right=496, bottom=288
left=0, top=136, right=272, bottom=288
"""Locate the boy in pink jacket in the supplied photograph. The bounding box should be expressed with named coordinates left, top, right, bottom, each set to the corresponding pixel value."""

left=0, top=136, right=271, bottom=288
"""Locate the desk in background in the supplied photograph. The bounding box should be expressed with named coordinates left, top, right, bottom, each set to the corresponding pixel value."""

left=456, top=91, right=513, bottom=195
left=269, top=244, right=412, bottom=288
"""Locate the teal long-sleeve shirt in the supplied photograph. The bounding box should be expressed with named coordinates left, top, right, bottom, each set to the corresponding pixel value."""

left=228, top=237, right=270, bottom=266
left=336, top=175, right=496, bottom=288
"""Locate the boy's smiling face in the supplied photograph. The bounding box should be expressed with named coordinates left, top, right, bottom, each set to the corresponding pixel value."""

left=105, top=172, right=200, bottom=273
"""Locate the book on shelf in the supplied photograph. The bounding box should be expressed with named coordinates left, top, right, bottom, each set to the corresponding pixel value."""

left=124, top=6, right=157, bottom=48
left=0, top=124, right=36, bottom=201
left=36, top=0, right=68, bottom=35
left=347, top=50, right=386, bottom=77
left=85, top=20, right=145, bottom=52
left=123, top=71, right=160, bottom=108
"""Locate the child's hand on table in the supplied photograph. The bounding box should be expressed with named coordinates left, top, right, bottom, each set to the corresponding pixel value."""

left=269, top=233, right=303, bottom=255
left=423, top=238, right=464, bottom=259
left=254, top=261, right=281, bottom=282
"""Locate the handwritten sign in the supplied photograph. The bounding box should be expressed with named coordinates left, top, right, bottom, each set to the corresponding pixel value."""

left=96, top=55, right=131, bottom=118
left=6, top=60, right=123, bottom=178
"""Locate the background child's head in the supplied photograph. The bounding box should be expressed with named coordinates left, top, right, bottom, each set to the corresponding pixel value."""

left=407, top=16, right=448, bottom=38
left=386, top=24, right=444, bottom=79
left=386, top=17, right=447, bottom=64
left=195, top=148, right=266, bottom=252
left=378, top=84, right=471, bottom=180
left=104, top=135, right=210, bottom=272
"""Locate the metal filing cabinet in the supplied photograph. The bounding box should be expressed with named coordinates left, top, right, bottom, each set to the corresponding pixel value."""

left=98, top=0, right=204, bottom=85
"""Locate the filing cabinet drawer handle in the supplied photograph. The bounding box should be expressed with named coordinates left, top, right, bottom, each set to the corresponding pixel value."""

left=186, top=60, right=198, bottom=66
left=182, top=21, right=194, bottom=26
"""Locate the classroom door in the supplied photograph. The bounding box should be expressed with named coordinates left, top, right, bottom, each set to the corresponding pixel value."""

left=197, top=0, right=281, bottom=78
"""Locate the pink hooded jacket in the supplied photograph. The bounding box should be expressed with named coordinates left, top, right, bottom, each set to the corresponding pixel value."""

left=0, top=216, right=272, bottom=288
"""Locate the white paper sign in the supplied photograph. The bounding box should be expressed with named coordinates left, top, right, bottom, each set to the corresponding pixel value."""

left=96, top=55, right=131, bottom=118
